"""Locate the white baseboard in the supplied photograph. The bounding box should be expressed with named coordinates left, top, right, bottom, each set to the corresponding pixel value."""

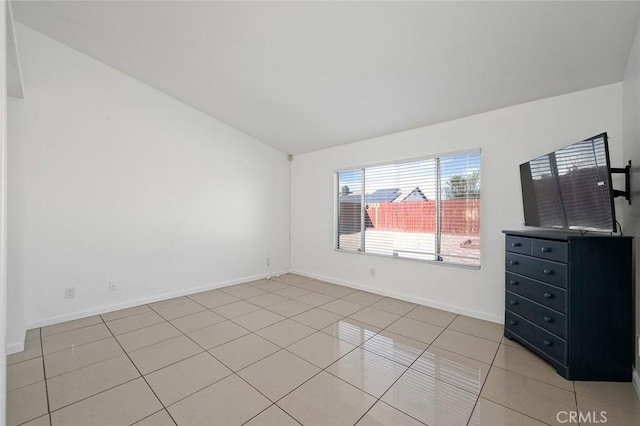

left=290, top=269, right=503, bottom=324
left=6, top=341, right=25, bottom=356
left=633, top=369, right=640, bottom=402
left=26, top=270, right=289, bottom=330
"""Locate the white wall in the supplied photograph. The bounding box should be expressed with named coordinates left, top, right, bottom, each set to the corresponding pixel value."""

left=16, top=23, right=290, bottom=329
left=7, top=96, right=24, bottom=353
left=291, top=83, right=624, bottom=323
left=1, top=2, right=8, bottom=424
left=622, top=20, right=640, bottom=373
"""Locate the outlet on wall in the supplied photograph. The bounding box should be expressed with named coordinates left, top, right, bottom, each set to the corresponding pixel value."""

left=64, top=287, right=75, bottom=299
left=370, top=268, right=376, bottom=277
left=109, top=282, right=117, bottom=292
left=266, top=257, right=270, bottom=267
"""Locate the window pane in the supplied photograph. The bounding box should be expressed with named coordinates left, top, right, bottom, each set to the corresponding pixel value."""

left=364, top=159, right=438, bottom=260
left=336, top=169, right=363, bottom=251
left=439, top=153, right=481, bottom=266
left=335, top=150, right=481, bottom=267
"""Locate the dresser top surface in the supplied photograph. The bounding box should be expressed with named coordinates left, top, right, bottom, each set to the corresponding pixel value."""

left=502, top=229, right=632, bottom=242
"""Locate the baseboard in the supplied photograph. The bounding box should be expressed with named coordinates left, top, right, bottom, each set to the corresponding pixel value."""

left=6, top=341, right=25, bottom=355
left=633, top=369, right=640, bottom=401
left=26, top=269, right=290, bottom=329
left=290, top=269, right=503, bottom=324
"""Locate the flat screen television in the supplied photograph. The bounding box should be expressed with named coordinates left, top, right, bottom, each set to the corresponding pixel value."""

left=519, top=132, right=616, bottom=233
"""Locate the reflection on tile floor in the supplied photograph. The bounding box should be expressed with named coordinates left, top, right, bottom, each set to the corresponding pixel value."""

left=6, top=273, right=640, bottom=425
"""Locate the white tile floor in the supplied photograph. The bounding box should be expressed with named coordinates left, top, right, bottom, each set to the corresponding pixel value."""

left=6, top=273, right=640, bottom=425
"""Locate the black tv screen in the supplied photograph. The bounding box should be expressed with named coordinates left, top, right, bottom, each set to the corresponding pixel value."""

left=519, top=133, right=616, bottom=233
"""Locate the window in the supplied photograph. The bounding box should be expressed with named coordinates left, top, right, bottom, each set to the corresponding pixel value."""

left=335, top=150, right=481, bottom=267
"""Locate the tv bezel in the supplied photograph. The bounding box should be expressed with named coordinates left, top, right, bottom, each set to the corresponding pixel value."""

left=519, top=132, right=617, bottom=234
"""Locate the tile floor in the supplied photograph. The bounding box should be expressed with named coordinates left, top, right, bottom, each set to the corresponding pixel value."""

left=6, top=273, right=640, bottom=426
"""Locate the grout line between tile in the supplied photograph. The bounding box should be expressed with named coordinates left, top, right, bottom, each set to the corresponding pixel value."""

left=39, top=319, right=104, bottom=339
left=441, top=326, right=503, bottom=345
left=155, top=312, right=279, bottom=409
left=473, top=393, right=558, bottom=426
left=98, top=315, right=181, bottom=426
left=43, top=342, right=124, bottom=381
left=154, top=292, right=484, bottom=421
left=485, top=363, right=577, bottom=398
left=133, top=347, right=209, bottom=377
left=350, top=308, right=451, bottom=425
left=99, top=306, right=154, bottom=324
left=39, top=334, right=51, bottom=423
left=5, top=358, right=46, bottom=394
left=241, top=403, right=303, bottom=426
left=464, top=331, right=502, bottom=426
left=147, top=309, right=207, bottom=324
left=403, top=304, right=459, bottom=329
left=39, top=323, right=155, bottom=420
left=7, top=280, right=364, bottom=424
left=158, top=290, right=367, bottom=422
left=470, top=335, right=575, bottom=425
left=46, top=376, right=141, bottom=415
left=15, top=412, right=52, bottom=426
left=240, top=305, right=418, bottom=422
left=264, top=301, right=316, bottom=318
left=114, top=323, right=183, bottom=351
left=130, top=408, right=175, bottom=426
left=360, top=400, right=429, bottom=426
left=15, top=274, right=582, bottom=426
left=160, top=325, right=290, bottom=416
left=493, top=343, right=577, bottom=393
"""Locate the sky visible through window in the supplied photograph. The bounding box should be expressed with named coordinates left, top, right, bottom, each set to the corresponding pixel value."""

left=338, top=153, right=480, bottom=200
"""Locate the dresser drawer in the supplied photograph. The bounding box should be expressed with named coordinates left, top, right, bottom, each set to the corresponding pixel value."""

left=505, top=253, right=567, bottom=288
left=506, top=272, right=567, bottom=313
left=506, top=235, right=531, bottom=255
left=505, top=311, right=567, bottom=364
left=531, top=239, right=567, bottom=263
left=506, top=291, right=567, bottom=338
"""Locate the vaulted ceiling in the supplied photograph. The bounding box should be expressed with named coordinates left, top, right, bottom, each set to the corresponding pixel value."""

left=12, top=1, right=640, bottom=154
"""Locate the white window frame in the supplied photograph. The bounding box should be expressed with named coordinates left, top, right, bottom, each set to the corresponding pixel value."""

left=333, top=149, right=481, bottom=269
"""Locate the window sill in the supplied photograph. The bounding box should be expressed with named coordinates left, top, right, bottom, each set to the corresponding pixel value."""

left=333, top=248, right=481, bottom=270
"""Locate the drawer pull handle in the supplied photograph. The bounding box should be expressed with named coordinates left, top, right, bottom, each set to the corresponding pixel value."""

left=543, top=292, right=553, bottom=299
left=510, top=260, right=519, bottom=265
left=543, top=340, right=553, bottom=346
left=511, top=242, right=521, bottom=247
left=543, top=269, right=553, bottom=275
left=541, top=247, right=551, bottom=253
left=509, top=300, right=518, bottom=306
left=509, top=280, right=518, bottom=285
left=509, top=320, right=518, bottom=325
left=543, top=316, right=553, bottom=323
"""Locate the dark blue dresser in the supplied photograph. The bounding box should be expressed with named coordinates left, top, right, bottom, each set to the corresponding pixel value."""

left=503, top=230, right=633, bottom=381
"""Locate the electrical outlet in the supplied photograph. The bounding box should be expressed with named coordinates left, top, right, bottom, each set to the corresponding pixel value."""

left=370, top=268, right=376, bottom=277
left=109, top=282, right=117, bottom=292
left=64, top=287, right=75, bottom=299
left=266, top=257, right=270, bottom=267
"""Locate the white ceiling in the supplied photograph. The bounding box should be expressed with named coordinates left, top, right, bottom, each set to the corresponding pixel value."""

left=12, top=1, right=640, bottom=155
